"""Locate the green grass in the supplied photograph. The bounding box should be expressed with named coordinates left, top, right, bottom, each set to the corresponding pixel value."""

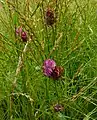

left=0, top=0, right=97, bottom=120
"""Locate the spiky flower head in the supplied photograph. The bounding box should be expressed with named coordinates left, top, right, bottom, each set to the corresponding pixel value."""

left=43, top=59, right=56, bottom=77
left=43, top=59, right=64, bottom=80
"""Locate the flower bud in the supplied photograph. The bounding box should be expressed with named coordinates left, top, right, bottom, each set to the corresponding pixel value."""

left=42, top=59, right=64, bottom=80
left=21, top=31, right=27, bottom=42
left=16, top=26, right=22, bottom=36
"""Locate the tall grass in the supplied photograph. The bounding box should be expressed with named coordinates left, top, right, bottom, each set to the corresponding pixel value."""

left=0, top=0, right=97, bottom=120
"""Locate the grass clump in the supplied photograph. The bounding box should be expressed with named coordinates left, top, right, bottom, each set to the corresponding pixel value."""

left=0, top=0, right=97, bottom=120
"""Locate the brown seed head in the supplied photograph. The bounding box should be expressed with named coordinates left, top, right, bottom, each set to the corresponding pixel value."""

left=54, top=104, right=64, bottom=112
left=51, top=66, right=64, bottom=80
left=45, top=8, right=56, bottom=26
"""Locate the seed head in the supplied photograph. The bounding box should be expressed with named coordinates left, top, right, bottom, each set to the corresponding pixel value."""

left=51, top=66, right=64, bottom=80
left=45, top=8, right=56, bottom=26
left=54, top=104, right=64, bottom=112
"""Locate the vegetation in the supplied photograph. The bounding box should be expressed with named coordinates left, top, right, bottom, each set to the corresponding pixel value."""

left=0, top=0, right=97, bottom=120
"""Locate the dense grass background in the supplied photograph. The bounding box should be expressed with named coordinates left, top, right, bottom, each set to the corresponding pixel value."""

left=0, top=0, right=97, bottom=120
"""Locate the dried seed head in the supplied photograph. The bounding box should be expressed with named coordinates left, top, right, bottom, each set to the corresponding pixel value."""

left=51, top=66, right=64, bottom=80
left=45, top=8, right=56, bottom=26
left=54, top=104, right=64, bottom=112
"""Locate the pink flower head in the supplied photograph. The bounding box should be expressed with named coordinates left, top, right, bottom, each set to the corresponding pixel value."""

left=43, top=59, right=56, bottom=77
left=16, top=26, right=27, bottom=42
left=43, top=59, right=64, bottom=79
left=16, top=26, right=22, bottom=36
left=45, top=8, right=56, bottom=26
left=43, top=59, right=56, bottom=68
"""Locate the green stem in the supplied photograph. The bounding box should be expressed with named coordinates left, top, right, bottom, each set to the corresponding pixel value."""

left=54, top=81, right=59, bottom=103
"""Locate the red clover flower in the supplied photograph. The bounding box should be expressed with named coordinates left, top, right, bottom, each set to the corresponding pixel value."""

left=43, top=59, right=64, bottom=80
left=43, top=59, right=56, bottom=77
left=54, top=104, right=64, bottom=112
left=16, top=26, right=22, bottom=36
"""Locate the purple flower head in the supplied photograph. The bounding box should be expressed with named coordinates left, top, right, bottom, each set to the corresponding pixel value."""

left=21, top=31, right=27, bottom=42
left=43, top=59, right=56, bottom=68
left=16, top=26, right=27, bottom=42
left=43, top=59, right=64, bottom=79
left=16, top=26, right=22, bottom=36
left=43, top=59, right=56, bottom=77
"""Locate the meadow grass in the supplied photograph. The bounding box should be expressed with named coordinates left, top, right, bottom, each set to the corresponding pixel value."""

left=0, top=0, right=97, bottom=120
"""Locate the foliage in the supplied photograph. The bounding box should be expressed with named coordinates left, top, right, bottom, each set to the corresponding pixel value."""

left=0, top=0, right=97, bottom=120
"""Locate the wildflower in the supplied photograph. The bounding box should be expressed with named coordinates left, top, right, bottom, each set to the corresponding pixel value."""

left=45, top=8, right=56, bottom=26
left=43, top=59, right=64, bottom=79
left=54, top=104, right=64, bottom=112
left=43, top=59, right=56, bottom=77
left=43, top=59, right=56, bottom=68
left=16, top=26, right=28, bottom=42
left=16, top=26, right=22, bottom=36
left=21, top=31, right=27, bottom=42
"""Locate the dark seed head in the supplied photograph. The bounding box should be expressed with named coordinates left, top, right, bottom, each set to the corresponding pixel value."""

left=21, top=31, right=27, bottom=42
left=54, top=104, right=64, bottom=112
left=51, top=66, right=64, bottom=80
left=45, top=8, right=56, bottom=26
